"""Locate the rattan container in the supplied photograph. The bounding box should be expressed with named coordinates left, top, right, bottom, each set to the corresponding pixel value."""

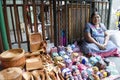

left=0, top=48, right=25, bottom=68
left=29, top=32, right=43, bottom=52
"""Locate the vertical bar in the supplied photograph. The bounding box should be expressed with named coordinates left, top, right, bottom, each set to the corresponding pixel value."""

left=53, top=0, right=58, bottom=46
left=105, top=2, right=108, bottom=26
left=28, top=5, right=33, bottom=33
left=103, top=2, right=105, bottom=24
left=78, top=2, right=80, bottom=39
left=80, top=3, right=83, bottom=40
left=85, top=0, right=87, bottom=24
left=78, top=4, right=81, bottom=38
left=44, top=5, right=48, bottom=24
left=91, top=1, right=95, bottom=14
left=98, top=1, right=100, bottom=12
left=70, top=0, right=73, bottom=43
left=17, top=6, right=23, bottom=42
left=60, top=0, right=63, bottom=45
left=0, top=0, right=9, bottom=50
left=49, top=0, right=54, bottom=42
left=64, top=0, right=68, bottom=45
left=107, top=0, right=112, bottom=29
left=0, top=32, right=4, bottom=53
left=3, top=0, right=12, bottom=49
left=10, top=7, right=17, bottom=43
left=101, top=1, right=104, bottom=23
left=83, top=2, right=88, bottom=39
left=72, top=4, right=75, bottom=42
left=13, top=0, right=21, bottom=48
left=82, top=3, right=84, bottom=40
left=89, top=0, right=92, bottom=21
left=32, top=0, right=37, bottom=32
left=75, top=0, right=78, bottom=40
left=41, top=0, right=45, bottom=40
left=23, top=0, right=30, bottom=51
left=57, top=1, right=60, bottom=45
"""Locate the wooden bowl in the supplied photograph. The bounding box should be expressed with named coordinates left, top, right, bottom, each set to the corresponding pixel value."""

left=0, top=67, right=22, bottom=80
left=0, top=48, right=25, bottom=68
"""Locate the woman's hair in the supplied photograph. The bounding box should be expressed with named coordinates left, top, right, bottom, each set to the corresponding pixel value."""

left=91, top=11, right=100, bottom=19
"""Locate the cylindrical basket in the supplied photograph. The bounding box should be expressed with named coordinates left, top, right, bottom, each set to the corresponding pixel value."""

left=0, top=48, right=25, bottom=68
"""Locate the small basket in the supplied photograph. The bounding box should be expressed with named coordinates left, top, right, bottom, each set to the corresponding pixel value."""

left=0, top=48, right=25, bottom=68
left=29, top=32, right=43, bottom=52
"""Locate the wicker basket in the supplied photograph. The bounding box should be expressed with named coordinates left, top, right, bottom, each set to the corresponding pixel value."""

left=0, top=48, right=25, bottom=68
left=29, top=32, right=43, bottom=52
left=0, top=67, right=22, bottom=80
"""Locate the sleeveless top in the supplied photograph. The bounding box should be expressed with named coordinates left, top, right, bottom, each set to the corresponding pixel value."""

left=84, top=23, right=107, bottom=44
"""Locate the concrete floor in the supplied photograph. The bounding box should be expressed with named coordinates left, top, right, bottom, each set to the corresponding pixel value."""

left=107, top=57, right=120, bottom=74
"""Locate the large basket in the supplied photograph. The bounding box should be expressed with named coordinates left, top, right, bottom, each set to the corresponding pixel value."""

left=0, top=48, right=25, bottom=68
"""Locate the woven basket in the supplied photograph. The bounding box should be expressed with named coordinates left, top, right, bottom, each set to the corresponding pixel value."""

left=0, top=67, right=22, bottom=80
left=29, top=32, right=43, bottom=52
left=0, top=48, right=25, bottom=68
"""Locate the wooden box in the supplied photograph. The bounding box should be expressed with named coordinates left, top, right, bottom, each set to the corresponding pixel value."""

left=25, top=53, right=43, bottom=71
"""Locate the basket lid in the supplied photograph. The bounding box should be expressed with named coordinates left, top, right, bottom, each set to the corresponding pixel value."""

left=0, top=67, right=22, bottom=80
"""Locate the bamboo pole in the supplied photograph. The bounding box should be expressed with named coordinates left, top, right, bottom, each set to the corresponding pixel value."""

left=0, top=0, right=9, bottom=50
left=3, top=0, right=12, bottom=48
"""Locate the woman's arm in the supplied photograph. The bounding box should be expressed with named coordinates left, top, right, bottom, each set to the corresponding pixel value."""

left=103, top=31, right=109, bottom=47
left=84, top=32, right=100, bottom=45
left=84, top=32, right=105, bottom=50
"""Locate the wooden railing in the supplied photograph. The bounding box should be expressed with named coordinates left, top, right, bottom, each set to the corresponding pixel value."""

left=1, top=0, right=110, bottom=51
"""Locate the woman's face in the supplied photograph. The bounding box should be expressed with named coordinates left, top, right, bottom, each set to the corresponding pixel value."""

left=92, top=14, right=100, bottom=25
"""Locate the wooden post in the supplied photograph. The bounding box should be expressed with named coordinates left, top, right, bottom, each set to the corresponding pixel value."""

left=57, top=1, right=60, bottom=45
left=49, top=0, right=54, bottom=43
left=41, top=0, right=45, bottom=40
left=23, top=0, right=30, bottom=51
left=53, top=0, right=58, bottom=46
left=0, top=32, right=4, bottom=53
left=13, top=0, right=21, bottom=48
left=32, top=0, right=38, bottom=32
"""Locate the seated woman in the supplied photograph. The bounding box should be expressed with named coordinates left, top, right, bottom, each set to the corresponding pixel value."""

left=80, top=11, right=120, bottom=57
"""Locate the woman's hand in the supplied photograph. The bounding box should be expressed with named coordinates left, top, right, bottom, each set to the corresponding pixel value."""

left=98, top=44, right=106, bottom=50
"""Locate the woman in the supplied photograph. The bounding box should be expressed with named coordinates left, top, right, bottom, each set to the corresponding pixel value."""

left=81, top=11, right=120, bottom=57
